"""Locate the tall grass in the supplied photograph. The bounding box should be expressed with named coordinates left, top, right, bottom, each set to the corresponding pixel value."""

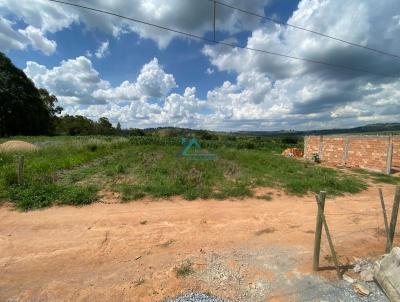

left=0, top=136, right=368, bottom=210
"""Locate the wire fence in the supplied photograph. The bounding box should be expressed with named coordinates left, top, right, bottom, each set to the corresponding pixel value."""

left=313, top=187, right=400, bottom=277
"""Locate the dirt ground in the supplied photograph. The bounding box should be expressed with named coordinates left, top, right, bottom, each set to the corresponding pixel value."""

left=0, top=184, right=399, bottom=302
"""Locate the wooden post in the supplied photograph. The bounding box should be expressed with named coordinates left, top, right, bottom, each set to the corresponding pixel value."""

left=386, top=186, right=400, bottom=252
left=313, top=191, right=326, bottom=271
left=17, top=155, right=24, bottom=186
left=379, top=188, right=391, bottom=253
left=316, top=196, right=341, bottom=279
left=386, top=136, right=393, bottom=175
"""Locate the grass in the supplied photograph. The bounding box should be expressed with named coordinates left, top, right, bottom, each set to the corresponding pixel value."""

left=175, top=261, right=194, bottom=278
left=352, top=168, right=400, bottom=185
left=0, top=135, right=372, bottom=211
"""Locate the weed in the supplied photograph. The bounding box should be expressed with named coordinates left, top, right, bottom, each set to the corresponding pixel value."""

left=256, top=194, right=273, bottom=201
left=353, top=168, right=400, bottom=185
left=134, top=278, right=145, bottom=287
left=87, top=143, right=98, bottom=152
left=2, top=170, right=19, bottom=186
left=255, top=227, right=276, bottom=236
left=159, top=239, right=175, bottom=248
left=58, top=186, right=98, bottom=206
left=113, top=184, right=145, bottom=201
left=175, top=261, right=194, bottom=278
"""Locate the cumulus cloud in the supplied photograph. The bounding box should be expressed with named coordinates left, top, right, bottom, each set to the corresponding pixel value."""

left=11, top=0, right=400, bottom=130
left=24, top=56, right=110, bottom=105
left=19, top=25, right=57, bottom=55
left=201, top=0, right=400, bottom=130
left=0, top=0, right=270, bottom=48
left=95, top=40, right=109, bottom=59
left=93, top=58, right=177, bottom=102
left=0, top=17, right=28, bottom=51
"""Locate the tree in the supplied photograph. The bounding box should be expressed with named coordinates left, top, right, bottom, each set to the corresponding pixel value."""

left=0, top=52, right=61, bottom=136
left=116, top=122, right=121, bottom=132
left=97, top=117, right=113, bottom=135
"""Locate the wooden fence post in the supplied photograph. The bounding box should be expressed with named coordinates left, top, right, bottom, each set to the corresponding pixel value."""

left=386, top=186, right=400, bottom=252
left=17, top=155, right=24, bottom=186
left=313, top=191, right=326, bottom=271
left=316, top=195, right=341, bottom=279
left=378, top=188, right=391, bottom=253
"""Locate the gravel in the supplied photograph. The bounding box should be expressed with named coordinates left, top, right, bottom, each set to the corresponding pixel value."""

left=163, top=293, right=231, bottom=302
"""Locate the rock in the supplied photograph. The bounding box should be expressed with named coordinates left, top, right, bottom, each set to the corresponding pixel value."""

left=352, top=282, right=371, bottom=296
left=343, top=274, right=355, bottom=284
left=353, top=264, right=362, bottom=273
left=360, top=269, right=374, bottom=282
left=374, top=247, right=400, bottom=302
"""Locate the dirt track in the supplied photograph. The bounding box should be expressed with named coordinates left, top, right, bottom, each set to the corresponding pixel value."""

left=0, top=184, right=399, bottom=301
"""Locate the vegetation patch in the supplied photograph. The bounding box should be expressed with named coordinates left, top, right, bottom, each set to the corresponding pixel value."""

left=0, top=135, right=370, bottom=211
left=175, top=261, right=194, bottom=278
left=352, top=168, right=400, bottom=185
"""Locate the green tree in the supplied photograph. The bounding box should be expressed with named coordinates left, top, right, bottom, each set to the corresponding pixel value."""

left=0, top=52, right=61, bottom=136
left=97, top=117, right=113, bottom=135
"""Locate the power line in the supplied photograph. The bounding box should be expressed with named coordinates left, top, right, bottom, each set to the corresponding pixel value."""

left=45, top=0, right=394, bottom=78
left=209, top=0, right=400, bottom=60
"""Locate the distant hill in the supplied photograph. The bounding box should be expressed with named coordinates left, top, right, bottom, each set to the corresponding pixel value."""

left=235, top=123, right=400, bottom=137
left=136, top=123, right=400, bottom=138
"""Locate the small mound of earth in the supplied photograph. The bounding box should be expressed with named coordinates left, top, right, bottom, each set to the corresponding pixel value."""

left=164, top=293, right=231, bottom=302
left=0, top=140, right=39, bottom=152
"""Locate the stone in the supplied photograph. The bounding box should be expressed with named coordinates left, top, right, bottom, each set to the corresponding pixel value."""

left=343, top=274, right=355, bottom=284
left=374, top=247, right=400, bottom=301
left=352, top=282, right=371, bottom=296
left=360, top=269, right=374, bottom=282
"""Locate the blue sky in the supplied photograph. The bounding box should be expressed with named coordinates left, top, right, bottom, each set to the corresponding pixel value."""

left=1, top=0, right=400, bottom=130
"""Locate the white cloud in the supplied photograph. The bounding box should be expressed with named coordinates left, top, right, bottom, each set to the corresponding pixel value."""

left=206, top=67, right=214, bottom=75
left=0, top=0, right=270, bottom=48
left=12, top=0, right=400, bottom=130
left=19, top=25, right=57, bottom=55
left=95, top=40, right=109, bottom=59
left=0, top=17, right=28, bottom=51
left=200, top=0, right=400, bottom=130
left=24, top=56, right=110, bottom=105
left=93, top=58, right=177, bottom=102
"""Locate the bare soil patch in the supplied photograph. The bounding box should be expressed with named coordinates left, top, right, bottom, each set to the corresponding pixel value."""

left=0, top=184, right=398, bottom=301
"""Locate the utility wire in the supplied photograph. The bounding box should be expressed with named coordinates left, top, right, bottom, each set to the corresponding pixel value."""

left=45, top=0, right=394, bottom=78
left=208, top=0, right=400, bottom=60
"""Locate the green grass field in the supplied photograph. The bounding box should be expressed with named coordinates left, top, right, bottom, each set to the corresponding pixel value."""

left=1, top=135, right=397, bottom=211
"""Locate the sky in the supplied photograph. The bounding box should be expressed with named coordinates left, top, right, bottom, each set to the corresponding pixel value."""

left=1, top=0, right=400, bottom=131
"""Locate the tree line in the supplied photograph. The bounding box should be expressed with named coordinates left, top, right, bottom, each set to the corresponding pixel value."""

left=0, top=51, right=133, bottom=137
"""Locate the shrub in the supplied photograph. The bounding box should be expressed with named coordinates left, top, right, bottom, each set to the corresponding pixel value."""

left=58, top=186, right=98, bottom=206
left=87, top=143, right=98, bottom=152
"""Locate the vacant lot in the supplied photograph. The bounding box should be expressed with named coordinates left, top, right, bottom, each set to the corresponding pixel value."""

left=0, top=135, right=376, bottom=211
left=1, top=136, right=399, bottom=301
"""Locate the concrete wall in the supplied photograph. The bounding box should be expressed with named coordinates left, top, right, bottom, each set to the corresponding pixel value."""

left=304, top=135, right=400, bottom=174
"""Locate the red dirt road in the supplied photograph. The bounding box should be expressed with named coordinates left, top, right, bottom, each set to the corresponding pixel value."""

left=0, top=185, right=398, bottom=301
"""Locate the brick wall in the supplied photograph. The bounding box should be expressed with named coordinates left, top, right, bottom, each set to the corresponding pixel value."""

left=393, top=137, right=400, bottom=169
left=304, top=136, right=320, bottom=159
left=304, top=135, right=399, bottom=174
left=321, top=136, right=345, bottom=165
